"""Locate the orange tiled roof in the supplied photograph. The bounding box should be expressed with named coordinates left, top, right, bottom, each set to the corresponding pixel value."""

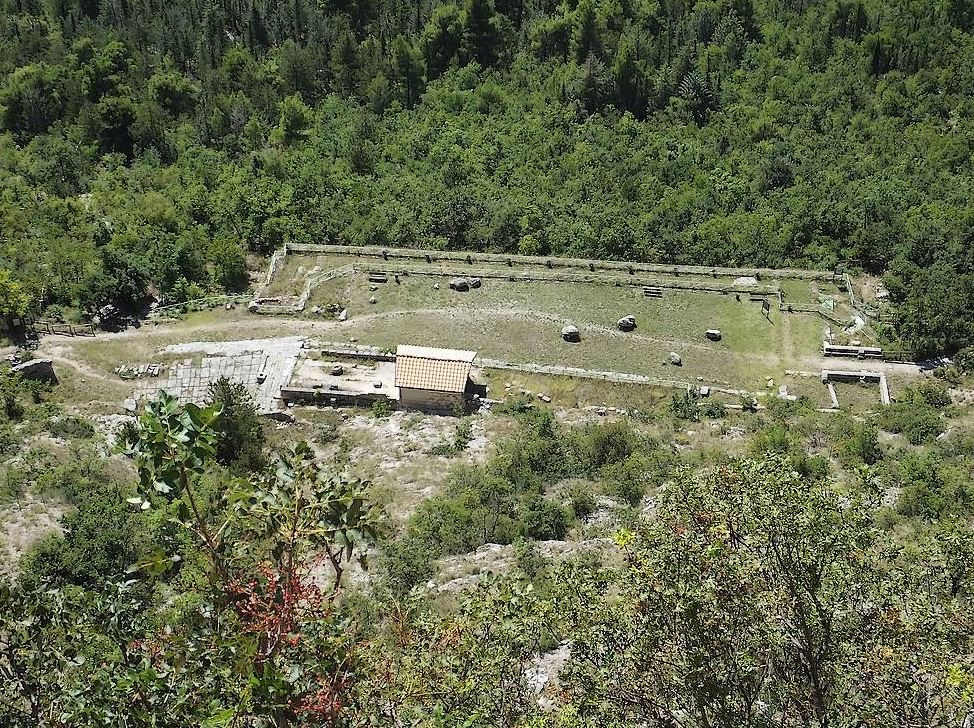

left=395, top=345, right=476, bottom=393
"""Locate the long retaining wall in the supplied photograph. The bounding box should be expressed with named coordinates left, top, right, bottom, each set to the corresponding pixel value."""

left=285, top=243, right=837, bottom=282
left=361, top=263, right=779, bottom=296
left=280, top=386, right=391, bottom=407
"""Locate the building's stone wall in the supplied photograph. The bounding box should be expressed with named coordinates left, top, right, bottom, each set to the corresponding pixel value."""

left=399, top=388, right=466, bottom=414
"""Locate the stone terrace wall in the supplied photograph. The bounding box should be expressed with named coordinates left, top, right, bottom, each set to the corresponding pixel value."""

left=285, top=243, right=837, bottom=282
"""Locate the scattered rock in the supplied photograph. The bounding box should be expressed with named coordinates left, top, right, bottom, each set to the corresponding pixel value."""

left=338, top=308, right=348, bottom=322
left=668, top=352, right=682, bottom=366
left=561, top=325, right=580, bottom=342
left=617, top=315, right=636, bottom=332
left=706, top=329, right=722, bottom=341
left=368, top=295, right=377, bottom=304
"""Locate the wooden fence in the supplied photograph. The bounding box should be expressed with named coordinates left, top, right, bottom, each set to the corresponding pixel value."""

left=33, top=320, right=95, bottom=337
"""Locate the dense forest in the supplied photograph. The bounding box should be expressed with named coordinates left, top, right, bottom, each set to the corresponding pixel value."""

left=1, top=0, right=974, bottom=353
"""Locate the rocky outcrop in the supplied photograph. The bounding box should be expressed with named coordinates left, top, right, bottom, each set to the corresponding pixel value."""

left=11, top=359, right=57, bottom=383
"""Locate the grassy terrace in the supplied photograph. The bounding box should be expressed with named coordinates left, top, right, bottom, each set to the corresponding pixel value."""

left=270, top=253, right=837, bottom=391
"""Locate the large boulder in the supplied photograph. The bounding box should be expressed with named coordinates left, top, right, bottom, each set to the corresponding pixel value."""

left=617, top=315, right=636, bottom=332
left=561, top=325, right=581, bottom=342
left=449, top=277, right=470, bottom=292
left=11, top=358, right=57, bottom=383
left=669, top=351, right=683, bottom=366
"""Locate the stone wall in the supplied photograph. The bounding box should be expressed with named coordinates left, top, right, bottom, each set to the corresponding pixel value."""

left=399, top=388, right=466, bottom=414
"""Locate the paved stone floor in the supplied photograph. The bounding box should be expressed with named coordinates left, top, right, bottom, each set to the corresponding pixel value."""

left=135, top=337, right=304, bottom=413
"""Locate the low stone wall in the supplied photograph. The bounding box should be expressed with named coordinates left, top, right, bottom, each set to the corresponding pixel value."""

left=280, top=387, right=391, bottom=408
left=286, top=243, right=836, bottom=281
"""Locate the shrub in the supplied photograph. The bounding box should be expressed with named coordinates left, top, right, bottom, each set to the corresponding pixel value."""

left=894, top=453, right=974, bottom=519
left=48, top=415, right=95, bottom=440
left=570, top=420, right=640, bottom=476
left=0, top=422, right=18, bottom=459
left=19, top=475, right=149, bottom=588
left=750, top=424, right=794, bottom=456
left=903, top=410, right=946, bottom=445
left=568, top=486, right=596, bottom=520
left=701, top=401, right=726, bottom=419
left=604, top=476, right=645, bottom=507
left=453, top=418, right=474, bottom=451
left=955, top=346, right=974, bottom=374
left=371, top=399, right=393, bottom=419
left=513, top=538, right=549, bottom=578
left=913, top=381, right=951, bottom=408
left=426, top=418, right=475, bottom=457
left=837, top=423, right=881, bottom=466
left=670, top=390, right=700, bottom=421
left=493, top=395, right=534, bottom=415
left=523, top=495, right=569, bottom=540
left=378, top=535, right=437, bottom=592
left=876, top=402, right=944, bottom=444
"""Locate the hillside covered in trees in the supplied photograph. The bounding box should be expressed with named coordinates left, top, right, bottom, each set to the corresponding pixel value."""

left=2, top=0, right=974, bottom=352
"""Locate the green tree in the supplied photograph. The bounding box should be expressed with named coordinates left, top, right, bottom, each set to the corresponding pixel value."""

left=120, top=392, right=380, bottom=725
left=0, top=269, right=30, bottom=319
left=147, top=71, right=200, bottom=116
left=391, top=35, right=426, bottom=108
left=571, top=0, right=601, bottom=63
left=561, top=455, right=974, bottom=725
left=210, top=237, right=250, bottom=291
left=422, top=4, right=464, bottom=78
left=0, top=64, right=63, bottom=137
left=461, top=0, right=503, bottom=67
left=206, top=375, right=266, bottom=473
left=270, top=94, right=313, bottom=146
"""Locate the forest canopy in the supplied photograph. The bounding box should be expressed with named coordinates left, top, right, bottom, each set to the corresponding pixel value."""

left=2, top=0, right=974, bottom=354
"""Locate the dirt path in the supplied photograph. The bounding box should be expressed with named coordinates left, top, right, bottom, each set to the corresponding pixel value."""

left=39, top=307, right=729, bottom=358
left=41, top=345, right=121, bottom=382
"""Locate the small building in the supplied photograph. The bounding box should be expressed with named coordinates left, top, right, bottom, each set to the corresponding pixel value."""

left=395, top=344, right=477, bottom=413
